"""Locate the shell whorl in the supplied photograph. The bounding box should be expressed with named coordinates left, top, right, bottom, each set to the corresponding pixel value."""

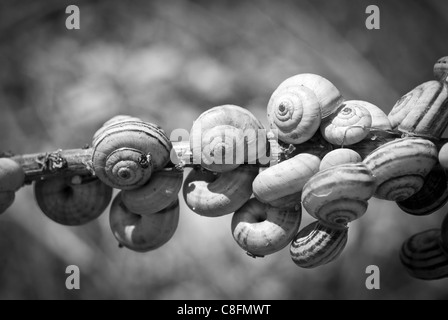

left=34, top=176, right=113, bottom=226
left=363, top=138, right=438, bottom=201
left=0, top=158, right=25, bottom=192
left=183, top=165, right=258, bottom=217
left=267, top=86, right=321, bottom=144
left=319, top=149, right=362, bottom=171
left=301, top=163, right=376, bottom=227
left=320, top=103, right=372, bottom=146
left=343, top=100, right=391, bottom=130
left=290, top=221, right=348, bottom=268
left=231, top=198, right=302, bottom=257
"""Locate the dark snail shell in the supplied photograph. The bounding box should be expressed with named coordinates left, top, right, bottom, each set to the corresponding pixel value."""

left=34, top=176, right=113, bottom=226
left=400, top=229, right=448, bottom=280
left=92, top=118, right=172, bottom=190
left=0, top=191, right=15, bottom=214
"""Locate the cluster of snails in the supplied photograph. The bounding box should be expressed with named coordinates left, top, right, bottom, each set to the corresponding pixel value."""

left=1, top=56, right=448, bottom=280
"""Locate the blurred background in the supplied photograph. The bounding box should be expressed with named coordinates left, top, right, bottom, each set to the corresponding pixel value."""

left=0, top=0, right=448, bottom=300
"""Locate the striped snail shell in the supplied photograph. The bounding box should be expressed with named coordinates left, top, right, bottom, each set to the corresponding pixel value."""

left=301, top=163, right=376, bottom=227
left=290, top=221, right=348, bottom=268
left=34, top=175, right=113, bottom=226
left=92, top=117, right=172, bottom=190
left=109, top=193, right=179, bottom=252
left=434, top=56, right=448, bottom=82
left=190, top=105, right=264, bottom=173
left=400, top=229, right=448, bottom=280
left=0, top=158, right=25, bottom=192
left=441, top=213, right=448, bottom=254
left=267, top=86, right=321, bottom=144
left=343, top=100, right=391, bottom=130
left=388, top=81, right=448, bottom=139
left=275, top=73, right=344, bottom=118
left=231, top=198, right=302, bottom=257
left=183, top=165, right=258, bottom=217
left=0, top=191, right=15, bottom=214
left=269, top=192, right=302, bottom=209
left=93, top=115, right=143, bottom=142
left=320, top=103, right=372, bottom=146
left=319, top=149, right=362, bottom=171
left=121, top=167, right=183, bottom=215
left=439, top=143, right=448, bottom=170
left=363, top=138, right=438, bottom=201
left=397, top=164, right=448, bottom=216
left=253, top=153, right=320, bottom=206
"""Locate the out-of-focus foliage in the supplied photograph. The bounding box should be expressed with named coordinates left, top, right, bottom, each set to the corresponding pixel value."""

left=0, top=0, right=448, bottom=299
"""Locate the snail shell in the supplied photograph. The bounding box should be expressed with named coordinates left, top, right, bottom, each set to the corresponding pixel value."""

left=363, top=138, right=438, bottom=201
left=290, top=221, right=348, bottom=268
left=93, top=115, right=143, bottom=142
left=302, top=163, right=376, bottom=227
left=441, top=213, right=448, bottom=254
left=0, top=158, right=25, bottom=192
left=92, top=119, right=172, bottom=190
left=109, top=193, right=179, bottom=252
left=231, top=198, right=302, bottom=257
left=388, top=81, right=448, bottom=139
left=343, top=100, right=391, bottom=130
left=267, top=86, right=321, bottom=144
left=183, top=165, right=258, bottom=217
left=434, top=56, right=448, bottom=82
left=275, top=73, right=343, bottom=118
left=397, top=164, right=448, bottom=216
left=439, top=142, right=448, bottom=170
left=34, top=176, right=113, bottom=226
left=253, top=153, right=320, bottom=206
left=320, top=103, right=372, bottom=146
left=319, top=149, right=362, bottom=171
left=269, top=192, right=302, bottom=209
left=400, top=229, right=448, bottom=280
left=0, top=191, right=15, bottom=214
left=121, top=167, right=183, bottom=215
left=190, top=105, right=264, bottom=173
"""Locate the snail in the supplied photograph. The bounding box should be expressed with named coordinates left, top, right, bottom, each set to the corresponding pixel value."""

left=190, top=105, right=265, bottom=173
left=388, top=81, right=448, bottom=139
left=34, top=175, right=113, bottom=226
left=92, top=117, right=172, bottom=190
left=252, top=153, right=320, bottom=207
left=301, top=163, right=376, bottom=227
left=0, top=191, right=15, bottom=214
left=441, top=213, right=448, bottom=254
left=274, top=73, right=343, bottom=118
left=121, top=167, right=183, bottom=215
left=320, top=103, right=372, bottom=146
left=400, top=229, right=448, bottom=280
left=363, top=137, right=438, bottom=201
left=290, top=221, right=348, bottom=268
left=343, top=100, right=391, bottom=130
left=109, top=193, right=179, bottom=252
left=434, top=56, right=448, bottom=82
left=267, top=86, right=321, bottom=144
left=93, top=115, right=143, bottom=143
left=396, top=164, right=448, bottom=216
left=231, top=198, right=302, bottom=257
left=319, top=149, right=362, bottom=171
left=439, top=143, right=448, bottom=170
left=0, top=158, right=25, bottom=192
left=183, top=165, right=258, bottom=217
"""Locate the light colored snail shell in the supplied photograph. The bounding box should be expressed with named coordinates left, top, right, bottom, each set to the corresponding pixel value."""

left=302, top=163, right=376, bottom=227
left=93, top=115, right=143, bottom=142
left=275, top=73, right=344, bottom=118
left=253, top=153, right=320, bottom=205
left=183, top=165, right=258, bottom=217
left=388, top=81, right=448, bottom=139
left=121, top=167, right=183, bottom=215
left=92, top=118, right=172, bottom=190
left=0, top=191, right=15, bottom=214
left=363, top=138, right=438, bottom=201
left=319, top=149, right=362, bottom=171
left=320, top=103, right=372, bottom=146
left=109, top=193, right=179, bottom=253
left=190, top=105, right=264, bottom=173
left=290, top=221, right=348, bottom=268
left=34, top=176, right=113, bottom=226
left=269, top=192, right=302, bottom=209
left=441, top=213, right=448, bottom=254
left=400, top=229, right=448, bottom=280
left=397, top=164, right=448, bottom=216
left=343, top=100, right=391, bottom=130
left=231, top=198, right=302, bottom=257
left=0, top=158, right=25, bottom=192
left=267, top=86, right=321, bottom=144
left=434, top=56, right=448, bottom=82
left=439, top=143, right=448, bottom=170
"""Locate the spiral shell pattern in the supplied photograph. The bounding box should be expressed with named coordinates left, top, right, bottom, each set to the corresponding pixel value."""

left=319, top=149, right=362, bottom=171
left=343, top=100, right=391, bottom=130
